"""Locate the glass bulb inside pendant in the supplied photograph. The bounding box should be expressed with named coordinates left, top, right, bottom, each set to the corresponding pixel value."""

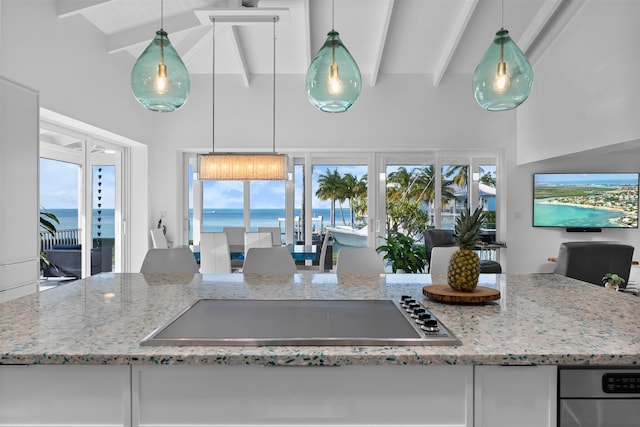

left=328, top=62, right=343, bottom=95
left=154, top=63, right=169, bottom=94
left=493, top=61, right=510, bottom=93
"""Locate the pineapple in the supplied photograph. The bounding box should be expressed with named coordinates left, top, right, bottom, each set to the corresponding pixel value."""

left=447, top=207, right=486, bottom=292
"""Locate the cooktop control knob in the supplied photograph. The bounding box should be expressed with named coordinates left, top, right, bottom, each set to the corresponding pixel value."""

left=400, top=298, right=416, bottom=308
left=421, top=319, right=439, bottom=332
left=411, top=308, right=425, bottom=318
left=406, top=303, right=420, bottom=312
left=417, top=313, right=432, bottom=322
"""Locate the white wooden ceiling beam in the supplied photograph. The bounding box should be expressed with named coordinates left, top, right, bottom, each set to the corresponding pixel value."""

left=107, top=12, right=202, bottom=54
left=517, top=0, right=564, bottom=52
left=230, top=26, right=251, bottom=87
left=433, top=0, right=478, bottom=87
left=56, top=0, right=110, bottom=18
left=178, top=26, right=214, bottom=68
left=370, top=0, right=395, bottom=87
left=521, top=0, right=585, bottom=64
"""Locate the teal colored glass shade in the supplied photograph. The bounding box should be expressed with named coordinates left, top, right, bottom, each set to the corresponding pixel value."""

left=131, top=30, right=190, bottom=112
left=306, top=30, right=361, bottom=113
left=472, top=29, right=533, bottom=111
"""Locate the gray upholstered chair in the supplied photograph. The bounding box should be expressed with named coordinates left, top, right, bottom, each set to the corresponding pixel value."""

left=424, top=229, right=456, bottom=268
left=553, top=241, right=635, bottom=287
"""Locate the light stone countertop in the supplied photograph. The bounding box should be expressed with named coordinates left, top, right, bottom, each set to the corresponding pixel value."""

left=1, top=272, right=639, bottom=366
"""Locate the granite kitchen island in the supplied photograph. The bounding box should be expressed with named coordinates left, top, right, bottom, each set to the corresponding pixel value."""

left=1, top=272, right=639, bottom=427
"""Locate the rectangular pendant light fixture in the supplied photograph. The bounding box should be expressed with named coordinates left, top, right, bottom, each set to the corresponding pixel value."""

left=198, top=15, right=286, bottom=181
left=198, top=153, right=286, bottom=181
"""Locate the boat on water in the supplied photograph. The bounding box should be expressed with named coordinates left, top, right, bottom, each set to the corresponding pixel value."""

left=326, top=226, right=368, bottom=247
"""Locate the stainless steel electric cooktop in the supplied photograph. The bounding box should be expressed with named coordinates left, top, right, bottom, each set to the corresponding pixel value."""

left=140, top=297, right=460, bottom=347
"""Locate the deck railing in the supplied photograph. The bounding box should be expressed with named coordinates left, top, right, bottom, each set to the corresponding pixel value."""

left=40, top=228, right=81, bottom=251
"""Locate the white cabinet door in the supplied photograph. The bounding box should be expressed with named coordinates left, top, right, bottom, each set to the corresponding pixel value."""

left=474, top=365, right=557, bottom=427
left=0, top=77, right=39, bottom=300
left=0, top=365, right=131, bottom=427
left=133, top=365, right=473, bottom=427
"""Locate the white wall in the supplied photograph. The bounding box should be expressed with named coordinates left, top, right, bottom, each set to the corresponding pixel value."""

left=0, top=0, right=155, bottom=145
left=517, top=1, right=640, bottom=164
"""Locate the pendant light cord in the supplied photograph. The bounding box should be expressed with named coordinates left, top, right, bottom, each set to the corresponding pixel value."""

left=212, top=19, right=216, bottom=153
left=331, top=0, right=335, bottom=30
left=160, top=0, right=164, bottom=30
left=272, top=17, right=276, bottom=154
left=501, top=0, right=504, bottom=29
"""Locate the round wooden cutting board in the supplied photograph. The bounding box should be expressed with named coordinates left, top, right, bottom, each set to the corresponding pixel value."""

left=422, top=284, right=501, bottom=304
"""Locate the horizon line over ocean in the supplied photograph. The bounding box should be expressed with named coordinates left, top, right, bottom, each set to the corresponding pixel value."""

left=47, top=208, right=354, bottom=239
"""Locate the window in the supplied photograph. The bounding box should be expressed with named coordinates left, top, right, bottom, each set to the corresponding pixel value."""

left=185, top=152, right=501, bottom=259
left=385, top=164, right=434, bottom=240
left=202, top=180, right=244, bottom=231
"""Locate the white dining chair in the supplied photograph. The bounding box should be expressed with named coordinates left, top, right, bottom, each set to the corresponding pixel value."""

left=244, top=232, right=273, bottom=253
left=242, top=246, right=297, bottom=274
left=223, top=226, right=246, bottom=269
left=199, top=232, right=232, bottom=274
left=428, top=246, right=458, bottom=275
left=258, top=226, right=283, bottom=246
left=149, top=228, right=168, bottom=248
left=335, top=247, right=385, bottom=275
left=139, top=247, right=199, bottom=273
left=318, top=230, right=333, bottom=272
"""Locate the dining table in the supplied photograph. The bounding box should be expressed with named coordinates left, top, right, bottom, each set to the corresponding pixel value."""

left=229, top=243, right=318, bottom=261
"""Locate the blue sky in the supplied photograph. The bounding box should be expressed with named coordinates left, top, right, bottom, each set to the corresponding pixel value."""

left=197, top=164, right=368, bottom=210
left=534, top=172, right=638, bottom=185
left=40, top=158, right=115, bottom=209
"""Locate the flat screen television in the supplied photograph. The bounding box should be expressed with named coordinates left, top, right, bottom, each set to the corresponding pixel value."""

left=533, top=173, right=639, bottom=229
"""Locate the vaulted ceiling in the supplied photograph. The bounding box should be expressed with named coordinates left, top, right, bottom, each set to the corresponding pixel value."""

left=58, top=0, right=581, bottom=88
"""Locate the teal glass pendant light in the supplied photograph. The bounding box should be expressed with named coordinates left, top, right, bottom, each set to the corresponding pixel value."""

left=472, top=2, right=533, bottom=111
left=131, top=0, right=190, bottom=112
left=472, top=28, right=533, bottom=111
left=306, top=0, right=361, bottom=113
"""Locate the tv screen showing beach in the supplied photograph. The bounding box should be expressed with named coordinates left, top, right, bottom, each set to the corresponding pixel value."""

left=533, top=173, right=639, bottom=228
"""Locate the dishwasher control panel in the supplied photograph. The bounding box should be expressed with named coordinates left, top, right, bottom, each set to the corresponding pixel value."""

left=603, top=372, right=640, bottom=393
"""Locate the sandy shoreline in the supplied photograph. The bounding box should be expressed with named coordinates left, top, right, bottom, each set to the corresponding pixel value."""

left=538, top=200, right=627, bottom=214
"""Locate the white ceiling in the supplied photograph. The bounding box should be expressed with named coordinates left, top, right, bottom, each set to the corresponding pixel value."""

left=57, top=0, right=582, bottom=87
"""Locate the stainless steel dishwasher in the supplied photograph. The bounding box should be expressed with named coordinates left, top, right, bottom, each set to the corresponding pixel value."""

left=559, top=366, right=640, bottom=426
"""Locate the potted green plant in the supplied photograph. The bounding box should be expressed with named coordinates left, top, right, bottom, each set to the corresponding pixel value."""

left=602, top=273, right=626, bottom=290
left=376, top=231, right=427, bottom=273
left=40, top=208, right=59, bottom=268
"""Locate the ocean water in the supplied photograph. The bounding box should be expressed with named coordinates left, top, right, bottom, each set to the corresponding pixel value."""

left=47, top=208, right=356, bottom=240
left=198, top=208, right=342, bottom=239
left=533, top=202, right=623, bottom=227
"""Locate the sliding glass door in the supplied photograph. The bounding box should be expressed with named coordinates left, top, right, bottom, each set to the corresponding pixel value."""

left=40, top=126, right=126, bottom=278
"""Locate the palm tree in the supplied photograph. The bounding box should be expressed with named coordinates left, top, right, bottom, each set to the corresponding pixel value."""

left=352, top=174, right=368, bottom=224
left=315, top=168, right=342, bottom=227
left=339, top=173, right=367, bottom=226
left=479, top=166, right=496, bottom=187
left=444, top=165, right=469, bottom=189
left=387, top=167, right=413, bottom=201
